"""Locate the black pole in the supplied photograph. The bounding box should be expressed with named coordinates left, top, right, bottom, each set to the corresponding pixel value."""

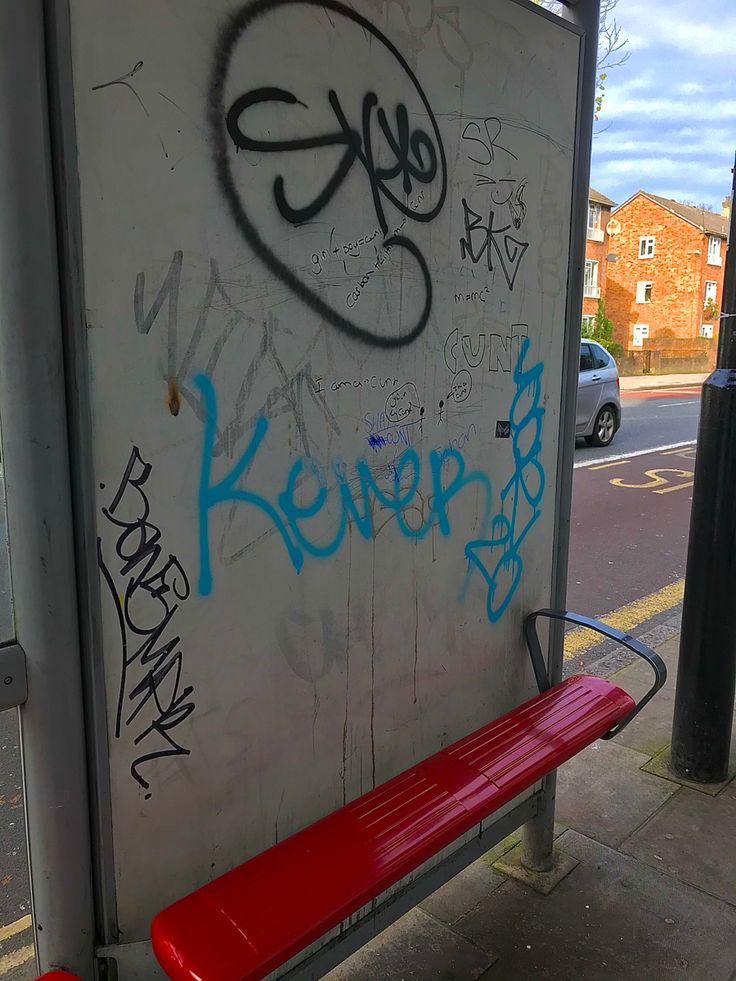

left=671, top=152, right=736, bottom=783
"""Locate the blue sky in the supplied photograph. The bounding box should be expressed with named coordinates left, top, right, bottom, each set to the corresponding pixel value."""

left=589, top=0, right=736, bottom=211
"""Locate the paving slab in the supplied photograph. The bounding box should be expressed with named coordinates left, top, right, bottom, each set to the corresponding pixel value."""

left=621, top=785, right=736, bottom=906
left=323, top=907, right=495, bottom=981
left=610, top=644, right=677, bottom=757
left=555, top=739, right=676, bottom=847
left=454, top=830, right=736, bottom=981
left=420, top=857, right=505, bottom=926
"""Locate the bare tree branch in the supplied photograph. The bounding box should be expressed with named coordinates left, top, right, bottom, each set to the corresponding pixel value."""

left=534, top=0, right=629, bottom=119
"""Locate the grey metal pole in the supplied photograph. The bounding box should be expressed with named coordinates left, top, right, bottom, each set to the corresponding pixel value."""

left=0, top=1, right=95, bottom=973
left=670, top=154, right=736, bottom=784
left=521, top=0, right=600, bottom=872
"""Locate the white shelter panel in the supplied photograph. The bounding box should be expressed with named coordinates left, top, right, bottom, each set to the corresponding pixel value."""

left=67, top=0, right=580, bottom=935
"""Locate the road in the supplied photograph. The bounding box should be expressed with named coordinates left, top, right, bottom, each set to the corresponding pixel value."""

left=573, top=385, right=701, bottom=466
left=566, top=384, right=702, bottom=673
left=0, top=382, right=704, bottom=974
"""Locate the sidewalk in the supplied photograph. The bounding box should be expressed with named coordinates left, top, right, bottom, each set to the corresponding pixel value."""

left=619, top=373, right=708, bottom=392
left=327, top=631, right=736, bottom=981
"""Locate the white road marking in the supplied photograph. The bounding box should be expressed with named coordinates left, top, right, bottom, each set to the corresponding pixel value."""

left=662, top=401, right=698, bottom=407
left=574, top=441, right=696, bottom=470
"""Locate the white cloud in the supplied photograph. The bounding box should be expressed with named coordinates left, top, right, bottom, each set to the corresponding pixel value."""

left=593, top=129, right=735, bottom=158
left=595, top=158, right=726, bottom=181
left=624, top=33, right=650, bottom=52
left=617, top=0, right=736, bottom=58
left=677, top=82, right=705, bottom=96
left=602, top=96, right=736, bottom=123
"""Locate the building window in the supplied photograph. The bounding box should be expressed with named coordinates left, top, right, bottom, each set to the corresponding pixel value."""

left=639, top=236, right=656, bottom=258
left=587, top=203, right=604, bottom=241
left=708, top=235, right=722, bottom=265
left=701, top=324, right=714, bottom=339
left=636, top=281, right=652, bottom=304
left=581, top=314, right=596, bottom=335
left=705, top=280, right=718, bottom=304
left=632, top=324, right=649, bottom=348
left=584, top=259, right=600, bottom=297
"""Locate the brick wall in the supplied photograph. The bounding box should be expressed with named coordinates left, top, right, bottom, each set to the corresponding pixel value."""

left=605, top=194, right=725, bottom=350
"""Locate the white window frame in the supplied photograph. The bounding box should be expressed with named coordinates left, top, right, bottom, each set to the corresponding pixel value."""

left=632, top=324, right=649, bottom=348
left=581, top=314, right=596, bottom=333
left=639, top=236, right=655, bottom=258
left=587, top=203, right=604, bottom=241
left=704, top=280, right=718, bottom=304
left=708, top=235, right=722, bottom=265
left=636, top=281, right=652, bottom=304
left=701, top=323, right=714, bottom=339
left=583, top=259, right=600, bottom=297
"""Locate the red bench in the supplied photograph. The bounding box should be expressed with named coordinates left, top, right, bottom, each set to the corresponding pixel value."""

left=152, top=610, right=665, bottom=981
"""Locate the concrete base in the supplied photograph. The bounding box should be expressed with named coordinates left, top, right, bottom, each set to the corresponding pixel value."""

left=492, top=844, right=578, bottom=896
left=642, top=745, right=736, bottom=796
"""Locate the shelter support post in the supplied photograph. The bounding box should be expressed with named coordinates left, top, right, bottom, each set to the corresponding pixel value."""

left=671, top=154, right=736, bottom=784
left=521, top=0, right=600, bottom=872
left=0, top=1, right=94, bottom=973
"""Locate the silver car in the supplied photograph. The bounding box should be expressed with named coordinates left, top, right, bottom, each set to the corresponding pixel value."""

left=576, top=341, right=621, bottom=447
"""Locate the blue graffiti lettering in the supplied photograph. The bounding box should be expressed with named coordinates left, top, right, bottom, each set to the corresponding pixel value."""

left=195, top=338, right=544, bottom=623
left=465, top=336, right=545, bottom=621
left=195, top=374, right=493, bottom=596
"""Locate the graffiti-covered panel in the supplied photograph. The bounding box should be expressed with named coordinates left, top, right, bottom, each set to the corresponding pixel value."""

left=68, top=0, right=580, bottom=937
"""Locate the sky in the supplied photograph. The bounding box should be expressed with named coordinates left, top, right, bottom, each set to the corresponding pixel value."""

left=588, top=0, right=736, bottom=211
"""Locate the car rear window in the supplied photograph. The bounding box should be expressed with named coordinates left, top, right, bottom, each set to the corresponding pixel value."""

left=592, top=346, right=610, bottom=369
left=580, top=344, right=594, bottom=372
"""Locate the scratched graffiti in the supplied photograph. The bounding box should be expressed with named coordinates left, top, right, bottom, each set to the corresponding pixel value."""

left=195, top=339, right=545, bottom=625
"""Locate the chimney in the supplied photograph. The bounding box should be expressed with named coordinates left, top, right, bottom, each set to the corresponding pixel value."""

left=723, top=195, right=731, bottom=220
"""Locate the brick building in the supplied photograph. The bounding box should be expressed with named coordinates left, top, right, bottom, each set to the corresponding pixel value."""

left=582, top=187, right=616, bottom=330
left=606, top=191, right=728, bottom=352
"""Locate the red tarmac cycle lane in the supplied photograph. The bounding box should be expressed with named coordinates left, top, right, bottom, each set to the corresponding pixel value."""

left=567, top=444, right=696, bottom=620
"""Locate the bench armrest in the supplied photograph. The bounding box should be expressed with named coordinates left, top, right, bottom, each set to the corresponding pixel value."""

left=524, top=608, right=667, bottom=739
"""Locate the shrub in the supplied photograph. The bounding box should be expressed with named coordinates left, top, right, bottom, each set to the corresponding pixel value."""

left=582, top=301, right=622, bottom=357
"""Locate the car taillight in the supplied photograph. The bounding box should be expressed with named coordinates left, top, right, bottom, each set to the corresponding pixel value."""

left=616, top=377, right=620, bottom=394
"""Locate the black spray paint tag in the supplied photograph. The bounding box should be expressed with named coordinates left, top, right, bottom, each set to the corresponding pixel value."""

left=495, top=420, right=511, bottom=438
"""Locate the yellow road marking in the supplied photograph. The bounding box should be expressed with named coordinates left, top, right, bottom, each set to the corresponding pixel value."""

left=654, top=481, right=694, bottom=495
left=0, top=944, right=34, bottom=977
left=662, top=446, right=696, bottom=457
left=564, top=579, right=685, bottom=661
left=611, top=468, right=692, bottom=490
left=589, top=460, right=631, bottom=470
left=0, top=916, right=31, bottom=944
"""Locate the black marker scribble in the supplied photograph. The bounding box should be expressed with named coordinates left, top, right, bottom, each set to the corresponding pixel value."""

left=97, top=447, right=194, bottom=799
left=462, top=117, right=517, bottom=165
left=209, top=0, right=447, bottom=348
left=459, top=199, right=529, bottom=290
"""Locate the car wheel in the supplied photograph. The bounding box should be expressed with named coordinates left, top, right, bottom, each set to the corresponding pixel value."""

left=585, top=405, right=617, bottom=447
